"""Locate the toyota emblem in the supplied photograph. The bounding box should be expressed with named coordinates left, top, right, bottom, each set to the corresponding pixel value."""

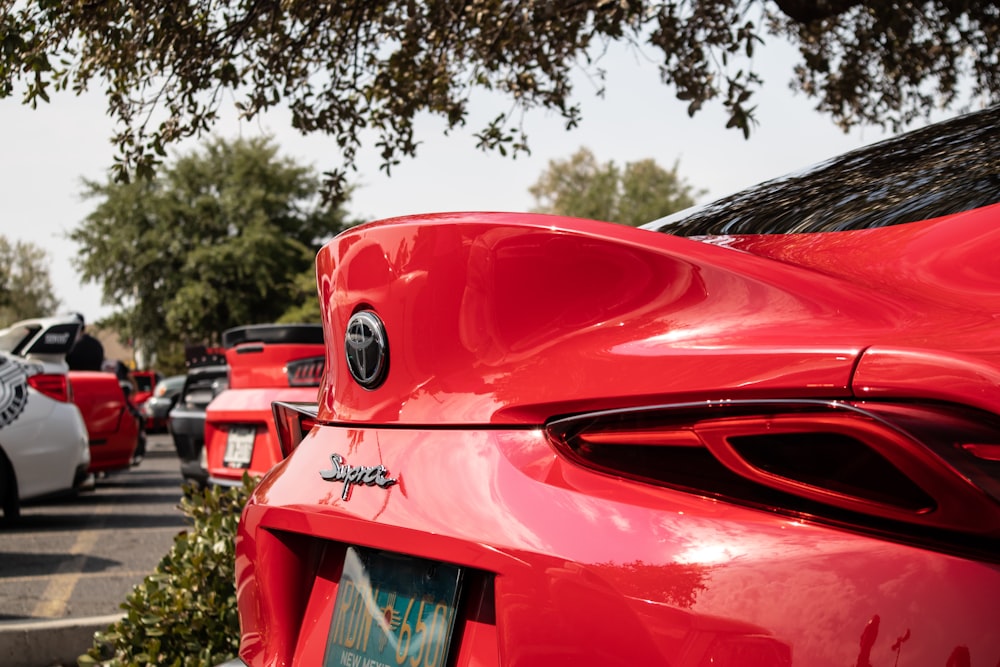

left=345, top=311, right=389, bottom=389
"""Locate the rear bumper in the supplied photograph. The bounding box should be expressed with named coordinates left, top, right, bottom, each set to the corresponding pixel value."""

left=234, top=423, right=1000, bottom=666
left=170, top=409, right=205, bottom=459
left=170, top=429, right=202, bottom=462
left=72, top=463, right=94, bottom=491
left=179, top=455, right=209, bottom=487
left=170, top=410, right=209, bottom=485
left=207, top=475, right=244, bottom=488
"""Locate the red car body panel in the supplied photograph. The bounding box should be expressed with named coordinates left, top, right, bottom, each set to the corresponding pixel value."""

left=313, top=207, right=999, bottom=425
left=204, top=337, right=323, bottom=484
left=68, top=370, right=140, bottom=473
left=205, top=386, right=319, bottom=483
left=233, top=210, right=1000, bottom=667
left=315, top=214, right=867, bottom=425
left=239, top=427, right=1000, bottom=667
left=131, top=369, right=161, bottom=418
left=231, top=109, right=1000, bottom=667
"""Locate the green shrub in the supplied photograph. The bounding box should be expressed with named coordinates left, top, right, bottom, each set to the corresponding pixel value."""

left=79, top=475, right=257, bottom=667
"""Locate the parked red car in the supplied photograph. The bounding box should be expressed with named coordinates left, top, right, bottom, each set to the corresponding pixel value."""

left=203, top=324, right=324, bottom=486
left=68, top=370, right=142, bottom=474
left=227, top=108, right=1000, bottom=667
left=130, top=370, right=162, bottom=421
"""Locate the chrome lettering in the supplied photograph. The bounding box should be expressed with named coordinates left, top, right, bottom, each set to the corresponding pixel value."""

left=320, top=453, right=397, bottom=500
left=44, top=332, right=71, bottom=345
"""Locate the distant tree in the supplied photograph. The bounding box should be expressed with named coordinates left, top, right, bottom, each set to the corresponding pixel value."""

left=275, top=268, right=323, bottom=326
left=70, top=137, right=356, bottom=360
left=1, top=2, right=997, bottom=198
left=529, top=148, right=705, bottom=226
left=0, top=236, right=59, bottom=325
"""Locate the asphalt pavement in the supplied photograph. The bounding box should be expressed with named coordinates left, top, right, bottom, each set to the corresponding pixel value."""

left=0, top=434, right=189, bottom=667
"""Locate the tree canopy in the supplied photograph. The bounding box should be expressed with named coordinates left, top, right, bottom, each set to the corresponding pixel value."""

left=0, top=236, right=59, bottom=326
left=2, top=1, right=996, bottom=196
left=70, top=136, right=356, bottom=362
left=530, top=148, right=704, bottom=226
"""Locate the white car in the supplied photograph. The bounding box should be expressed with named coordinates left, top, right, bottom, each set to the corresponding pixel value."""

left=0, top=317, right=91, bottom=521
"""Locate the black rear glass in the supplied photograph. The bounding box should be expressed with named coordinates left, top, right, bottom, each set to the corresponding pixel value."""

left=649, top=106, right=1000, bottom=236
left=134, top=375, right=155, bottom=391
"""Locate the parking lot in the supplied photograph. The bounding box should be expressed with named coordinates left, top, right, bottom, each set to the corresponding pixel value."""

left=0, top=433, right=188, bottom=665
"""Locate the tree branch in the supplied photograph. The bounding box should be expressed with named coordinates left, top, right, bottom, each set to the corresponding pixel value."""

left=771, top=0, right=862, bottom=23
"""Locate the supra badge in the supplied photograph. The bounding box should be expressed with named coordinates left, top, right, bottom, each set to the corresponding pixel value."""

left=344, top=310, right=389, bottom=389
left=320, top=453, right=398, bottom=500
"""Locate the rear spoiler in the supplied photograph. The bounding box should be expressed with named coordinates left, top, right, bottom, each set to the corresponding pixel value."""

left=223, top=324, right=323, bottom=348
left=1, top=320, right=81, bottom=357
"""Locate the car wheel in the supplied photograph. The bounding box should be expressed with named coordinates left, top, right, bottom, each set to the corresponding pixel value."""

left=0, top=450, right=21, bottom=523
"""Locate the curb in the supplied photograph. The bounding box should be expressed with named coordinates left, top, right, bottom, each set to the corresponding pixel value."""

left=0, top=614, right=120, bottom=667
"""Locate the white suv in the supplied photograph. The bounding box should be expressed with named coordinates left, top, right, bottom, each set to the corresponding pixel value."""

left=0, top=317, right=91, bottom=521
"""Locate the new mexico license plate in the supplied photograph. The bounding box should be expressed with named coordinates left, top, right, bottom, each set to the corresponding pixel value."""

left=223, top=425, right=255, bottom=468
left=324, top=547, right=463, bottom=667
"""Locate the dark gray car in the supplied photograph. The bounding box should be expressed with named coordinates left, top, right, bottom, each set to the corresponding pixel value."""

left=169, top=350, right=228, bottom=488
left=142, top=374, right=185, bottom=432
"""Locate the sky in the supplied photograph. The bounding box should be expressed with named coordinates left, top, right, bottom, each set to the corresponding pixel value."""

left=0, top=37, right=902, bottom=324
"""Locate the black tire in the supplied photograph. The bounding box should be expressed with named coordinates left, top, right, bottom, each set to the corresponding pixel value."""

left=0, top=449, right=21, bottom=523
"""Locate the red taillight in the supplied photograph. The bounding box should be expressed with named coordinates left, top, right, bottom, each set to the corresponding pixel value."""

left=285, top=356, right=325, bottom=387
left=272, top=401, right=320, bottom=458
left=28, top=373, right=71, bottom=402
left=547, top=400, right=1000, bottom=549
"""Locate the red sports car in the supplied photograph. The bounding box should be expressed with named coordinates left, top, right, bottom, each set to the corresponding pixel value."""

left=227, top=107, right=1000, bottom=667
left=130, top=369, right=163, bottom=421
left=203, top=324, right=324, bottom=486
left=69, top=370, right=142, bottom=473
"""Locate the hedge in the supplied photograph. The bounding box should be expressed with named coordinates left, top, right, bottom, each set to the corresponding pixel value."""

left=78, top=475, right=256, bottom=667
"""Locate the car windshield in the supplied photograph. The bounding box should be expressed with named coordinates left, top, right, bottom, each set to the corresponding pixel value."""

left=644, top=105, right=1000, bottom=236
left=164, top=376, right=185, bottom=390
left=135, top=375, right=156, bottom=392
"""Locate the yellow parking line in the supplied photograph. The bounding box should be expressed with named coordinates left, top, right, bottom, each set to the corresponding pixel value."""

left=4, top=569, right=156, bottom=586
left=31, top=502, right=114, bottom=618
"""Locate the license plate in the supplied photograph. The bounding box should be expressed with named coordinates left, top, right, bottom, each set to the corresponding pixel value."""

left=324, top=547, right=463, bottom=667
left=223, top=425, right=255, bottom=468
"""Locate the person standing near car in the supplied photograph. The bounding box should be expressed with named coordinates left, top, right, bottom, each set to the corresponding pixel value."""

left=66, top=312, right=105, bottom=371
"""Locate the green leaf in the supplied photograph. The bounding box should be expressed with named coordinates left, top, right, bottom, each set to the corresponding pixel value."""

left=78, top=476, right=258, bottom=667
